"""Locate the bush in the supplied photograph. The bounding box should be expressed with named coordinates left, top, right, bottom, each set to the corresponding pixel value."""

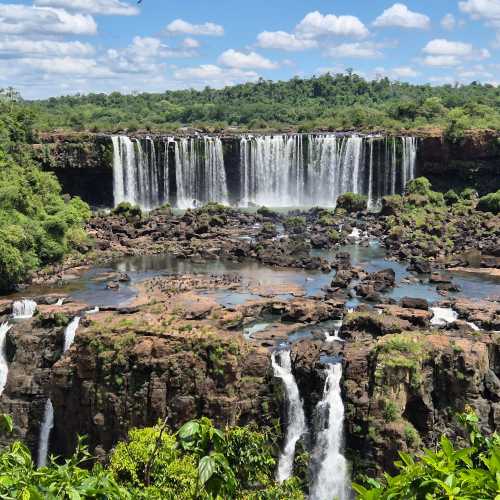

left=406, top=177, right=431, bottom=196
left=112, top=202, right=142, bottom=218
left=477, top=190, right=500, bottom=214
left=336, top=192, right=367, bottom=212
left=444, top=189, right=459, bottom=206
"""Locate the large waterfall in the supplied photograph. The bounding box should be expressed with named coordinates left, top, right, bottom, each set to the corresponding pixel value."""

left=0, top=322, right=12, bottom=396
left=271, top=350, right=307, bottom=483
left=37, top=399, right=54, bottom=468
left=111, top=134, right=418, bottom=209
left=112, top=135, right=228, bottom=210
left=309, top=363, right=349, bottom=500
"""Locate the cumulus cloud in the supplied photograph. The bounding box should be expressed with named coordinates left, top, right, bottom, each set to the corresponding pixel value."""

left=423, top=55, right=462, bottom=67
left=373, top=3, right=430, bottom=29
left=441, top=13, right=456, bottom=31
left=0, top=38, right=94, bottom=58
left=296, top=11, right=369, bottom=39
left=173, top=64, right=258, bottom=87
left=0, top=4, right=97, bottom=36
left=423, top=38, right=473, bottom=56
left=33, top=0, right=139, bottom=16
left=325, top=42, right=385, bottom=58
left=459, top=0, right=500, bottom=27
left=256, top=31, right=317, bottom=51
left=24, top=56, right=111, bottom=76
left=181, top=37, right=200, bottom=49
left=391, top=66, right=419, bottom=78
left=421, top=38, right=489, bottom=67
left=218, top=49, right=278, bottom=69
left=165, top=19, right=224, bottom=36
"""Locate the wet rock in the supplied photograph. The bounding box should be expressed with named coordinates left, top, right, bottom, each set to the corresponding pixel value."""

left=401, top=297, right=429, bottom=310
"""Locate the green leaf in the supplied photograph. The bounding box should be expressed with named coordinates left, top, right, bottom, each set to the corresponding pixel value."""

left=0, top=414, right=13, bottom=434
left=198, top=455, right=216, bottom=486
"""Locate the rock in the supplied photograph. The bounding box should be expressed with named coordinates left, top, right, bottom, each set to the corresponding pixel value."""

left=401, top=297, right=429, bottom=310
left=430, top=273, right=452, bottom=284
left=106, top=281, right=120, bottom=290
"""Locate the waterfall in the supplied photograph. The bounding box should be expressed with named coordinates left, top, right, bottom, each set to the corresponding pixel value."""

left=0, top=322, right=12, bottom=396
left=63, top=316, right=80, bottom=352
left=37, top=399, right=54, bottom=468
left=12, top=299, right=37, bottom=319
left=112, top=134, right=417, bottom=209
left=271, top=350, right=307, bottom=482
left=174, top=137, right=228, bottom=208
left=309, top=363, right=349, bottom=500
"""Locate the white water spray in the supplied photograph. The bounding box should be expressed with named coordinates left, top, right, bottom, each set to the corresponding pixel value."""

left=0, top=322, right=12, bottom=396
left=37, top=399, right=54, bottom=468
left=309, top=363, right=349, bottom=500
left=430, top=307, right=458, bottom=327
left=63, top=316, right=80, bottom=352
left=271, top=350, right=307, bottom=483
left=324, top=320, right=344, bottom=343
left=12, top=299, right=37, bottom=319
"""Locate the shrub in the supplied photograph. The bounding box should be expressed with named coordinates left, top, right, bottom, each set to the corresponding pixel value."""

left=477, top=190, right=500, bottom=214
left=336, top=192, right=368, bottom=212
left=406, top=177, right=432, bottom=196
left=112, top=202, right=142, bottom=218
left=444, top=189, right=459, bottom=206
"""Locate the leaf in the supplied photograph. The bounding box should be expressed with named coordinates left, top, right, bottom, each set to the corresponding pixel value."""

left=198, top=455, right=216, bottom=486
left=0, top=414, right=13, bottom=434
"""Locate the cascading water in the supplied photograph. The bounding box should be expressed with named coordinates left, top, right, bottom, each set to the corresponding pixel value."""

left=271, top=350, right=307, bottom=483
left=37, top=399, right=54, bottom=468
left=111, top=134, right=418, bottom=209
left=63, top=316, right=80, bottom=352
left=309, top=363, right=349, bottom=500
left=12, top=299, right=37, bottom=319
left=0, top=322, right=12, bottom=396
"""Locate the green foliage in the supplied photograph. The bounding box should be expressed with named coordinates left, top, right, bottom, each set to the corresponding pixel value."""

left=444, top=108, right=471, bottom=142
left=0, top=436, right=128, bottom=499
left=477, top=190, right=500, bottom=214
left=353, top=411, right=500, bottom=500
left=406, top=177, right=432, bottom=196
left=112, top=202, right=142, bottom=218
left=336, top=192, right=368, bottom=212
left=25, top=74, right=500, bottom=134
left=444, top=189, right=459, bottom=206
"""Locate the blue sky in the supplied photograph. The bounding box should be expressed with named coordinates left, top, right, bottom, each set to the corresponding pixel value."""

left=1, top=0, right=500, bottom=99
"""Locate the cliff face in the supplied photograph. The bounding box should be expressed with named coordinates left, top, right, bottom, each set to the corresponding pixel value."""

left=33, top=131, right=500, bottom=209
left=418, top=131, right=500, bottom=194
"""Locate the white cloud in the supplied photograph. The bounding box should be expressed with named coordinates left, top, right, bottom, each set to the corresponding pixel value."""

left=0, top=38, right=94, bottom=57
left=423, top=55, right=461, bottom=67
left=181, top=37, right=200, bottom=49
left=218, top=49, right=278, bottom=69
left=33, top=0, right=139, bottom=16
left=105, top=36, right=197, bottom=74
left=423, top=38, right=473, bottom=56
left=0, top=5, right=97, bottom=36
left=165, top=19, right=224, bottom=36
left=373, top=3, right=430, bottom=29
left=391, top=66, right=419, bottom=78
left=23, top=56, right=111, bottom=76
left=459, top=0, right=500, bottom=27
left=325, top=41, right=385, bottom=58
left=441, top=13, right=456, bottom=31
left=296, top=11, right=369, bottom=39
left=173, top=64, right=258, bottom=86
left=256, top=31, right=317, bottom=51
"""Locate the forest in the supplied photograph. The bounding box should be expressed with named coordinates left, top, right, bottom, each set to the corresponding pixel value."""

left=20, top=73, right=500, bottom=136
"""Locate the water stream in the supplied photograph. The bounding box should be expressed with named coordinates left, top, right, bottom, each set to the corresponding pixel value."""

left=36, top=399, right=54, bottom=468
left=0, top=322, right=12, bottom=396
left=12, top=299, right=37, bottom=319
left=271, top=350, right=307, bottom=482
left=309, top=363, right=349, bottom=500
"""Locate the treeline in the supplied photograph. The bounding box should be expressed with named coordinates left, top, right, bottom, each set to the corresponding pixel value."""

left=25, top=73, right=500, bottom=135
